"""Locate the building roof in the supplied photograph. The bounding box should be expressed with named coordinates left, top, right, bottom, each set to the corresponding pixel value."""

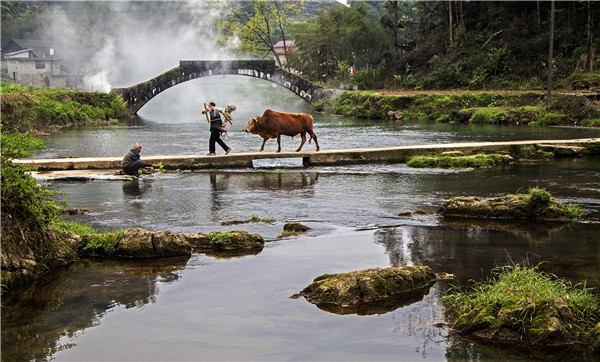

left=3, top=48, right=36, bottom=58
left=273, top=40, right=295, bottom=48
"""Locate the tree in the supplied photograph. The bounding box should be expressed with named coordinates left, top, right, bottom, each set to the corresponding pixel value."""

left=217, top=0, right=303, bottom=70
left=290, top=3, right=390, bottom=82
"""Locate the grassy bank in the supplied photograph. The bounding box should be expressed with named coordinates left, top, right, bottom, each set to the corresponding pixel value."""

left=1, top=81, right=127, bottom=133
left=330, top=90, right=600, bottom=126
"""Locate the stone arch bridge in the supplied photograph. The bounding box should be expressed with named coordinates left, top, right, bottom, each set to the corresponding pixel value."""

left=111, top=60, right=326, bottom=114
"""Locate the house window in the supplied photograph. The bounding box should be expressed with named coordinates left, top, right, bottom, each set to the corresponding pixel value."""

left=35, top=61, right=45, bottom=69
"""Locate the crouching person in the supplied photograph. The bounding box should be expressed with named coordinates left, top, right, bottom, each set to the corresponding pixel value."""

left=121, top=143, right=156, bottom=175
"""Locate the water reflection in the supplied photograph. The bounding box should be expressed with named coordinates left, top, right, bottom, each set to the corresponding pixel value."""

left=209, top=172, right=230, bottom=216
left=121, top=178, right=152, bottom=197
left=245, top=171, right=319, bottom=192
left=313, top=284, right=434, bottom=316
left=0, top=257, right=189, bottom=361
left=439, top=218, right=569, bottom=244
left=374, top=223, right=600, bottom=289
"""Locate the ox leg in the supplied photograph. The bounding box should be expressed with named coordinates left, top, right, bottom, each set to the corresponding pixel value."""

left=260, top=138, right=268, bottom=151
left=296, top=132, right=307, bottom=152
left=310, top=131, right=320, bottom=151
left=276, top=135, right=281, bottom=152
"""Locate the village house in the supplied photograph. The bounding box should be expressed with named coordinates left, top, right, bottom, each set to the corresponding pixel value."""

left=273, top=39, right=295, bottom=67
left=1, top=39, right=72, bottom=88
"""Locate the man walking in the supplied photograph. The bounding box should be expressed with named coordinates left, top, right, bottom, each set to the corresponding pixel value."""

left=203, top=102, right=231, bottom=156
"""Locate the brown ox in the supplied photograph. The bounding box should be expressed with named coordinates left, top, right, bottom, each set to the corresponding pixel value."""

left=244, top=109, right=320, bottom=152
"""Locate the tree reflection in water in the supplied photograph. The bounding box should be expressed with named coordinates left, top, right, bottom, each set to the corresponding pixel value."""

left=1, top=256, right=189, bottom=361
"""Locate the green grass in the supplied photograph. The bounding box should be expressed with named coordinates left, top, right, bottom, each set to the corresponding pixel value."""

left=407, top=153, right=510, bottom=168
left=332, top=90, right=598, bottom=126
left=55, top=221, right=96, bottom=236
left=517, top=187, right=584, bottom=220
left=250, top=215, right=275, bottom=223
left=443, top=264, right=600, bottom=334
left=56, top=221, right=124, bottom=254
left=82, top=230, right=124, bottom=254
left=1, top=83, right=127, bottom=132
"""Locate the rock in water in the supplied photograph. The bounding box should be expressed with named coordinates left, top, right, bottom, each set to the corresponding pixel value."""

left=292, top=266, right=436, bottom=307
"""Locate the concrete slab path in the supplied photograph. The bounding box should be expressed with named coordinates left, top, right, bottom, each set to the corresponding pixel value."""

left=14, top=138, right=599, bottom=179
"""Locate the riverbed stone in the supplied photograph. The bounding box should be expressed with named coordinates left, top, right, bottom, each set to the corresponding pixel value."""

left=1, top=226, right=76, bottom=287
left=439, top=195, right=570, bottom=221
left=292, top=266, right=436, bottom=307
left=453, top=298, right=587, bottom=348
left=113, top=228, right=191, bottom=258
left=537, top=144, right=584, bottom=157
left=592, top=322, right=600, bottom=352
left=181, top=230, right=264, bottom=251
left=283, top=222, right=311, bottom=233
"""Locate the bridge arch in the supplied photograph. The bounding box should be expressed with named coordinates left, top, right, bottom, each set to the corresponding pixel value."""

left=111, top=60, right=326, bottom=114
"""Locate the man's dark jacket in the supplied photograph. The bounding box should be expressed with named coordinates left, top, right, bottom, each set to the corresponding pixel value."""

left=122, top=148, right=150, bottom=169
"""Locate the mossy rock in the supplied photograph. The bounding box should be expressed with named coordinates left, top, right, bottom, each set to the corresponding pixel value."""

left=292, top=266, right=436, bottom=308
left=453, top=299, right=587, bottom=348
left=78, top=228, right=191, bottom=258
left=592, top=322, right=600, bottom=352
left=0, top=226, right=76, bottom=288
left=439, top=194, right=570, bottom=221
left=181, top=230, right=264, bottom=251
left=283, top=222, right=311, bottom=233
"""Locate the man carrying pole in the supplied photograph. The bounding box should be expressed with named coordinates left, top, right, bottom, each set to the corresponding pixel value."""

left=203, top=102, right=231, bottom=156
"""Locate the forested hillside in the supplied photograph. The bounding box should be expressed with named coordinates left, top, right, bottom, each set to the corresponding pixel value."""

left=289, top=1, right=600, bottom=90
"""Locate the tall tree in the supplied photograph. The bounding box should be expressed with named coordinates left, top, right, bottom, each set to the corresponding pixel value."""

left=290, top=3, right=390, bottom=81
left=218, top=0, right=303, bottom=70
left=380, top=1, right=401, bottom=63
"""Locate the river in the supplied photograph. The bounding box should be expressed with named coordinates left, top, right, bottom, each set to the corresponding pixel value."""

left=3, top=77, right=600, bottom=361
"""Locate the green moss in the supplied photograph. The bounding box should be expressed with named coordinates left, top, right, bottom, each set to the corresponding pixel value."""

left=583, top=142, right=600, bottom=155
left=209, top=231, right=234, bottom=246
left=527, top=187, right=552, bottom=204
left=250, top=214, right=275, bottom=223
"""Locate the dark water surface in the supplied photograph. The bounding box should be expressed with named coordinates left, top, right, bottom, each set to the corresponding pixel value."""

left=4, top=78, right=600, bottom=361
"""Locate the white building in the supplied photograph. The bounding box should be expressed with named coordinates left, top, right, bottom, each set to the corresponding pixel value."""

left=273, top=40, right=295, bottom=67
left=1, top=39, right=70, bottom=88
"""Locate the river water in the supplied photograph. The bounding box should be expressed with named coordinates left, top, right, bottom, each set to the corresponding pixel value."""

left=3, top=77, right=600, bottom=361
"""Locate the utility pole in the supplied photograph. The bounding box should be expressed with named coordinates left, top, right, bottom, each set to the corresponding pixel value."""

left=546, top=0, right=555, bottom=106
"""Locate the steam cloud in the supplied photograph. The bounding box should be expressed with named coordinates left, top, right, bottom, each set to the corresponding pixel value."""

left=44, top=1, right=239, bottom=91
left=40, top=1, right=310, bottom=121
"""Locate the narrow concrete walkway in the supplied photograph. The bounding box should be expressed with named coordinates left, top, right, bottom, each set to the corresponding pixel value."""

left=14, top=138, right=599, bottom=175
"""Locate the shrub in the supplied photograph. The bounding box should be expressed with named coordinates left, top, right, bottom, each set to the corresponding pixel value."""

left=1, top=131, right=63, bottom=228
